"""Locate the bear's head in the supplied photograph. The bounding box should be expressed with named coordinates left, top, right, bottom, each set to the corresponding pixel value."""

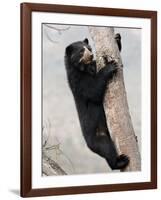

left=65, top=38, right=96, bottom=75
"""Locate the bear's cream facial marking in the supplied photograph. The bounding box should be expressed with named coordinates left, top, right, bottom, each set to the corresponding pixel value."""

left=79, top=46, right=93, bottom=64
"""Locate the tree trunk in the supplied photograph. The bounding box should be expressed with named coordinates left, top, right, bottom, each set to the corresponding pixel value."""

left=89, top=27, right=141, bottom=171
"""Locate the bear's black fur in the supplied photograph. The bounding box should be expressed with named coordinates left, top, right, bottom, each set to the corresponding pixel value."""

left=64, top=38, right=129, bottom=170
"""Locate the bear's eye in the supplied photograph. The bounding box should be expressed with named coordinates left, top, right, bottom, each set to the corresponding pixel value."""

left=88, top=47, right=92, bottom=51
left=79, top=48, right=84, bottom=54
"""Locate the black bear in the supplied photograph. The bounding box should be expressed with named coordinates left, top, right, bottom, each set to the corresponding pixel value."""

left=64, top=38, right=129, bottom=170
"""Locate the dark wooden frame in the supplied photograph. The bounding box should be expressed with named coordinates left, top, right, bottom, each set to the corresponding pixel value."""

left=21, top=2, right=157, bottom=197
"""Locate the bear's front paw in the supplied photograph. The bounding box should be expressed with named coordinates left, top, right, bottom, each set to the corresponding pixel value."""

left=116, top=154, right=129, bottom=169
left=107, top=60, right=118, bottom=72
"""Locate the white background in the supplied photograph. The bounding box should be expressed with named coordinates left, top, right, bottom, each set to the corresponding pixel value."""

left=0, top=0, right=160, bottom=199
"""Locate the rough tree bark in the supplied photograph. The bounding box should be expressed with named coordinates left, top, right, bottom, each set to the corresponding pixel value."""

left=89, top=27, right=141, bottom=171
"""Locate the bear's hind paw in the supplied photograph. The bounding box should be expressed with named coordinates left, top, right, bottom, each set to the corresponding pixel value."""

left=116, top=154, right=129, bottom=170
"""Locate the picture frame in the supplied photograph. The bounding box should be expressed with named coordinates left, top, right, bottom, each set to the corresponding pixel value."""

left=21, top=2, right=157, bottom=197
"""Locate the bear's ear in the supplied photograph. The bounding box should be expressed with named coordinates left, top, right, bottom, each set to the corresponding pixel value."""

left=83, top=38, right=89, bottom=45
left=66, top=45, right=73, bottom=56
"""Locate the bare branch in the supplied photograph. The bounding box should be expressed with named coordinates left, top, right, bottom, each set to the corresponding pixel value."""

left=44, top=24, right=71, bottom=43
left=43, top=154, right=67, bottom=176
left=44, top=29, right=59, bottom=43
left=44, top=24, right=71, bottom=33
